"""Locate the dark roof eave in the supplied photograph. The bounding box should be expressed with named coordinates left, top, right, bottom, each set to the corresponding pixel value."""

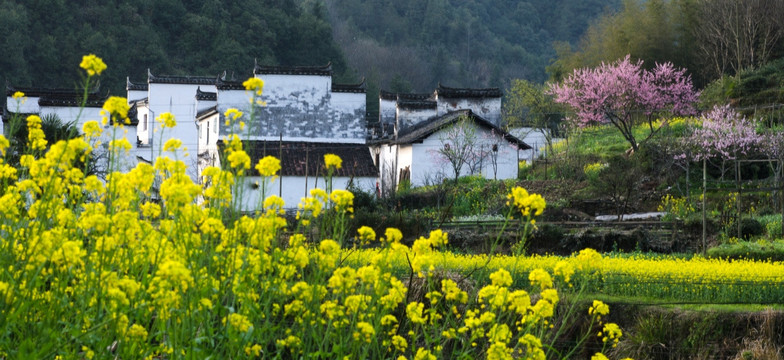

left=6, top=85, right=101, bottom=98
left=395, top=110, right=531, bottom=149
left=397, top=100, right=437, bottom=110
left=254, top=61, right=333, bottom=76
left=195, top=87, right=217, bottom=101
left=219, top=140, right=378, bottom=177
left=127, top=77, right=148, bottom=91
left=148, top=69, right=218, bottom=85
left=196, top=106, right=219, bottom=120
left=332, top=78, right=366, bottom=93
left=436, top=83, right=502, bottom=98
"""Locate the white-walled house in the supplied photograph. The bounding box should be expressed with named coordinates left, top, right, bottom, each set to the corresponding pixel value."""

left=218, top=141, right=378, bottom=210
left=3, top=86, right=139, bottom=173
left=375, top=110, right=530, bottom=192
left=191, top=62, right=378, bottom=209
left=127, top=71, right=217, bottom=180
left=507, top=127, right=564, bottom=160
left=372, top=86, right=531, bottom=193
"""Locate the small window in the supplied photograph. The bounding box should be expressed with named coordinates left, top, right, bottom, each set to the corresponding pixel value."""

left=143, top=114, right=148, bottom=131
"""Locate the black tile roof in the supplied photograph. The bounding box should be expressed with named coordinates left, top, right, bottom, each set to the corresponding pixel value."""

left=196, top=106, right=218, bottom=120
left=215, top=78, right=245, bottom=91
left=218, top=140, right=378, bottom=177
left=397, top=100, right=437, bottom=110
left=379, top=90, right=433, bottom=101
left=6, top=84, right=101, bottom=98
left=332, top=78, right=366, bottom=93
left=253, top=60, right=333, bottom=76
left=147, top=69, right=218, bottom=85
left=126, top=78, right=148, bottom=91
left=395, top=110, right=530, bottom=150
left=38, top=92, right=109, bottom=108
left=196, top=87, right=217, bottom=101
left=436, top=83, right=502, bottom=98
left=130, top=97, right=149, bottom=106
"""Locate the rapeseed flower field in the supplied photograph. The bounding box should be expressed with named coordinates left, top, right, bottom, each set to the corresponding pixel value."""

left=0, top=56, right=636, bottom=359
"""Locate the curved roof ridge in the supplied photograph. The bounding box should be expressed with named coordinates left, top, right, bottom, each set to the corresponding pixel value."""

left=6, top=84, right=101, bottom=98
left=195, top=87, right=217, bottom=101
left=332, top=77, right=366, bottom=93
left=436, top=83, right=502, bottom=98
left=147, top=69, right=219, bottom=85
left=215, top=77, right=245, bottom=90
left=253, top=61, right=333, bottom=76
left=126, top=77, right=148, bottom=91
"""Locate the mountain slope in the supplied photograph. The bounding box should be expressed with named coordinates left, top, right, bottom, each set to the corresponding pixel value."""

left=0, top=0, right=349, bottom=96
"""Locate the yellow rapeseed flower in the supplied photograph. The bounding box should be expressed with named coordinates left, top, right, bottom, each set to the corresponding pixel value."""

left=256, top=155, right=281, bottom=177
left=330, top=189, right=354, bottom=213
left=101, top=96, right=130, bottom=125
left=528, top=268, right=552, bottom=289
left=324, top=153, right=342, bottom=170
left=225, top=313, right=253, bottom=333
left=80, top=54, right=107, bottom=76
left=158, top=112, right=176, bottom=128
left=0, top=135, right=9, bottom=156
left=163, top=138, right=182, bottom=152
left=109, top=138, right=132, bottom=153
left=228, top=150, right=251, bottom=170
left=356, top=226, right=376, bottom=245
left=11, top=91, right=24, bottom=100
left=82, top=121, right=103, bottom=139
left=225, top=108, right=243, bottom=123
left=384, top=227, right=403, bottom=244
left=588, top=300, right=610, bottom=317
left=243, top=77, right=265, bottom=96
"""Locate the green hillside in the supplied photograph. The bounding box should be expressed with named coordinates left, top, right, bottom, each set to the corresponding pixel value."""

left=0, top=0, right=349, bottom=96
left=323, top=0, right=619, bottom=91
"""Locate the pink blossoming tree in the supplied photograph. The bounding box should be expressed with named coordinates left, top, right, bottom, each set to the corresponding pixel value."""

left=550, top=55, right=699, bottom=153
left=680, top=105, right=763, bottom=179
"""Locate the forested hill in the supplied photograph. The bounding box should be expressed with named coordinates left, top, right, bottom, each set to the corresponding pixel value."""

left=323, top=0, right=619, bottom=92
left=0, top=0, right=348, bottom=96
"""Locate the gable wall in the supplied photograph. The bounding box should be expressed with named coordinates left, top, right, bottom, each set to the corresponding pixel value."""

left=436, top=97, right=502, bottom=126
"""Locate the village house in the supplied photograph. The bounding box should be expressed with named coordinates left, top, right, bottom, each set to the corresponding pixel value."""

left=129, top=62, right=378, bottom=209
left=126, top=71, right=217, bottom=181
left=3, top=86, right=140, bottom=173
left=372, top=85, right=532, bottom=194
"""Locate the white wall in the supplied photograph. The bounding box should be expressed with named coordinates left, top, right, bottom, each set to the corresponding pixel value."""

left=397, top=106, right=437, bottom=132
left=375, top=143, right=398, bottom=196
left=509, top=127, right=563, bottom=159
left=147, top=83, right=216, bottom=179
left=236, top=175, right=377, bottom=211
left=217, top=74, right=366, bottom=143
left=41, top=106, right=104, bottom=131
left=127, top=89, right=147, bottom=102
left=379, top=98, right=397, bottom=133
left=406, top=124, right=529, bottom=187
left=436, top=97, right=502, bottom=126
left=8, top=96, right=41, bottom=114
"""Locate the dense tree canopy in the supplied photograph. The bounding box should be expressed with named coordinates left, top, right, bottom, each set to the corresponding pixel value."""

left=0, top=0, right=350, bottom=97
left=549, top=0, right=784, bottom=87
left=324, top=0, right=619, bottom=91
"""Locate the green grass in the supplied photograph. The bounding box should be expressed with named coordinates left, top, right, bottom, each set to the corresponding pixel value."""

left=707, top=239, right=784, bottom=261
left=552, top=118, right=694, bottom=159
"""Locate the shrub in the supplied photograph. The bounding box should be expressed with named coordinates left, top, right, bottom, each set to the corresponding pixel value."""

left=706, top=240, right=784, bottom=262
left=740, top=217, right=765, bottom=239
